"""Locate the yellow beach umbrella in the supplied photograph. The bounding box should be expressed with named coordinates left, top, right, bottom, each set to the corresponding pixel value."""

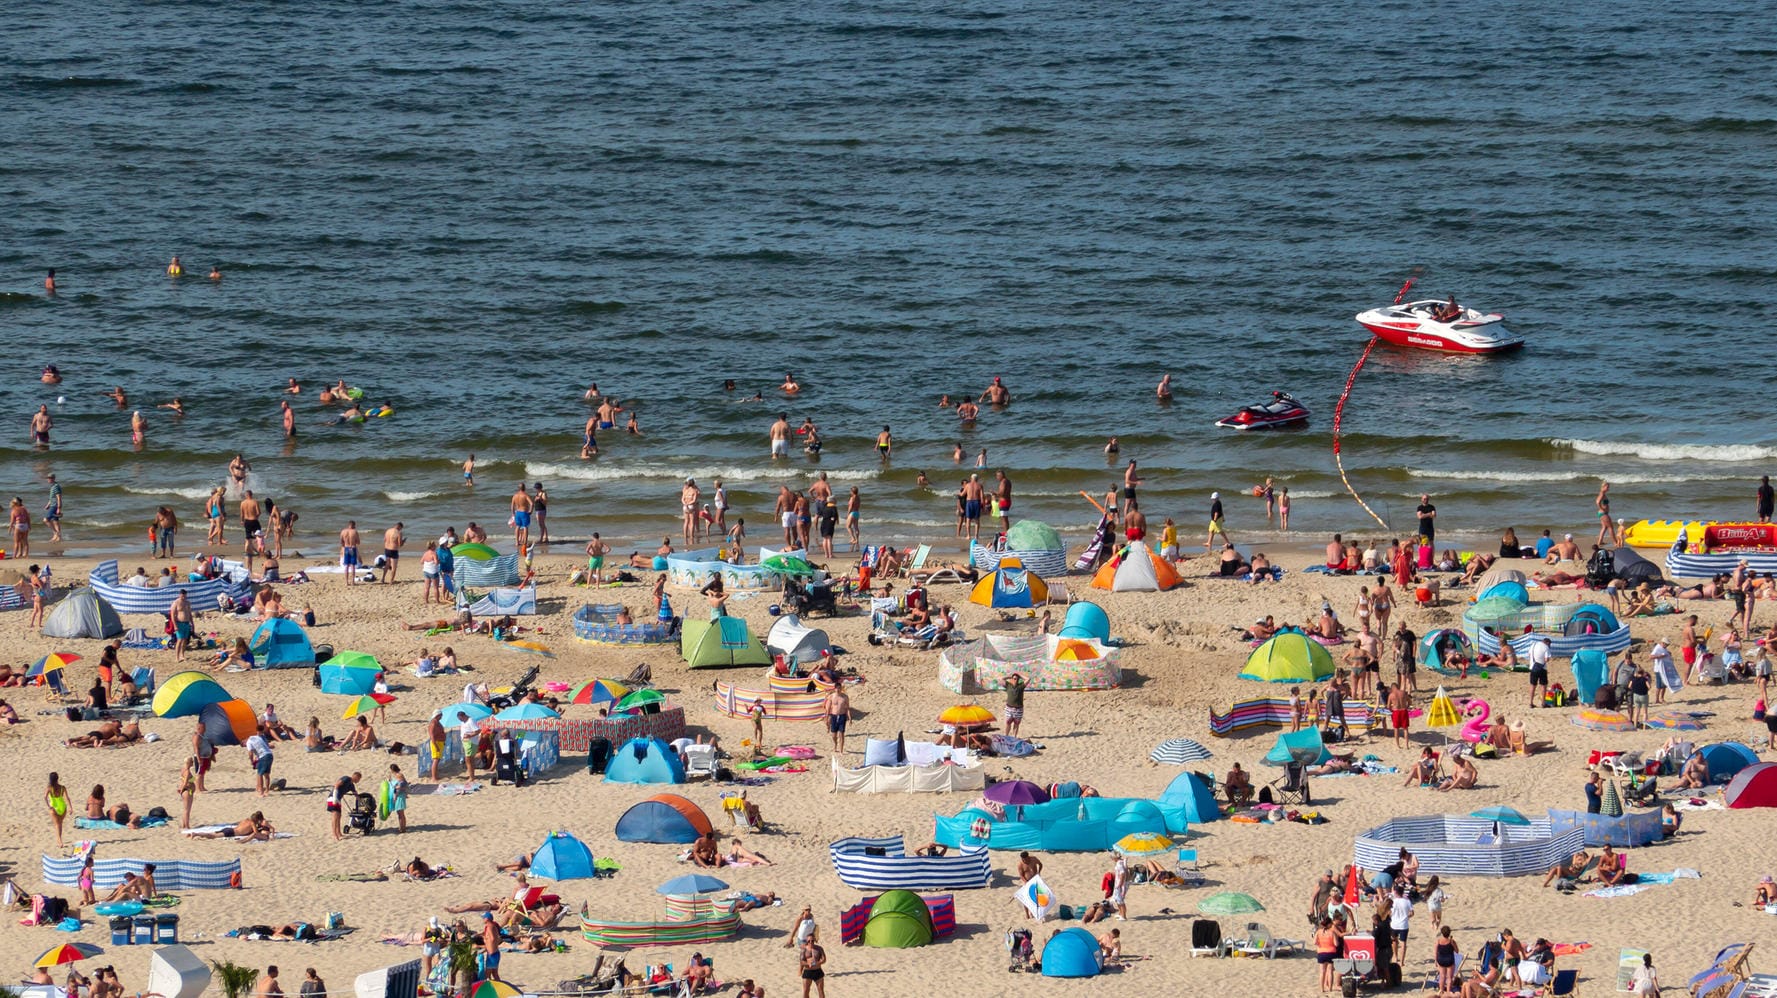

left=1425, top=686, right=1462, bottom=728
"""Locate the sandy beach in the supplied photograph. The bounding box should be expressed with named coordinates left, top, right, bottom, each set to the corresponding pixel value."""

left=3, top=536, right=1772, bottom=997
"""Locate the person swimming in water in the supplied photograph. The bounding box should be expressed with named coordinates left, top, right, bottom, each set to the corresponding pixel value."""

left=781, top=372, right=800, bottom=394
left=41, top=365, right=61, bottom=385
left=101, top=386, right=126, bottom=407
left=583, top=382, right=600, bottom=400
left=158, top=397, right=187, bottom=416
left=208, top=266, right=221, bottom=281
left=44, top=269, right=56, bottom=294
left=167, top=255, right=183, bottom=277
left=625, top=409, right=641, bottom=435
left=285, top=378, right=301, bottom=395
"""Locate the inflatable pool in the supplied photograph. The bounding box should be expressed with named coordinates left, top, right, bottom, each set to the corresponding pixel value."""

left=665, top=547, right=811, bottom=591
left=573, top=604, right=674, bottom=645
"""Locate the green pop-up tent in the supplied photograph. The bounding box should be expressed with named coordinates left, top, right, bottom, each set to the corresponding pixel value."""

left=680, top=616, right=770, bottom=668
left=863, top=890, right=935, bottom=948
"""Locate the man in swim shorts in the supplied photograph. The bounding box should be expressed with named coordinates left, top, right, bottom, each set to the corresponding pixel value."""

left=769, top=413, right=790, bottom=458
left=581, top=414, right=598, bottom=458
left=823, top=687, right=851, bottom=754
left=584, top=533, right=610, bottom=586
left=962, top=475, right=985, bottom=541
left=31, top=405, right=52, bottom=448
left=382, top=523, right=405, bottom=584
left=340, top=521, right=361, bottom=585
left=511, top=484, right=533, bottom=554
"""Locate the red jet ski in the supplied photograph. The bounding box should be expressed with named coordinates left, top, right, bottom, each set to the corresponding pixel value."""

left=1215, top=391, right=1310, bottom=430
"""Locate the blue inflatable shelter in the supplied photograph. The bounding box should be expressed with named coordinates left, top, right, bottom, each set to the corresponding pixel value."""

left=1041, top=927, right=1104, bottom=978
left=614, top=794, right=713, bottom=844
left=248, top=618, right=315, bottom=669
left=1057, top=602, right=1111, bottom=642
left=530, top=831, right=596, bottom=881
left=604, top=736, right=688, bottom=785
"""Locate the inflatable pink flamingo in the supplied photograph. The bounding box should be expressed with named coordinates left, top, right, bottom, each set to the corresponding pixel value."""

left=1459, top=698, right=1491, bottom=743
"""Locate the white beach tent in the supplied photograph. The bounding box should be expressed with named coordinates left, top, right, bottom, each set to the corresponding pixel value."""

left=767, top=614, right=832, bottom=663
left=148, top=946, right=211, bottom=998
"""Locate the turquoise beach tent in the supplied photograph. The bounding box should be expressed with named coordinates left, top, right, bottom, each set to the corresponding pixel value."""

left=529, top=831, right=596, bottom=881
left=1057, top=602, right=1111, bottom=642
left=1041, top=927, right=1104, bottom=978
left=1263, top=726, right=1329, bottom=767
left=1477, top=581, right=1530, bottom=605
left=248, top=618, right=314, bottom=669
left=1159, top=770, right=1222, bottom=823
left=605, top=736, right=687, bottom=784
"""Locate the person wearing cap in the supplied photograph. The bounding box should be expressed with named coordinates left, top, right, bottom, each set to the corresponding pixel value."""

left=1546, top=533, right=1581, bottom=564
left=1526, top=637, right=1552, bottom=707
left=1754, top=876, right=1775, bottom=906
left=421, top=916, right=447, bottom=980
left=479, top=911, right=502, bottom=980
left=1205, top=491, right=1231, bottom=552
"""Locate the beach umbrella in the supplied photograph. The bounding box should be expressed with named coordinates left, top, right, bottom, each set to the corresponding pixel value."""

left=27, top=652, right=81, bottom=678
left=1150, top=737, right=1213, bottom=765
left=1600, top=779, right=1624, bottom=817
left=501, top=639, right=555, bottom=658
left=1425, top=687, right=1462, bottom=729
left=984, top=780, right=1051, bottom=806
left=1470, top=806, right=1531, bottom=826
left=1645, top=711, right=1705, bottom=731
left=493, top=702, right=560, bottom=722
left=1341, top=865, right=1360, bottom=909
left=614, top=688, right=667, bottom=712
left=1571, top=707, right=1635, bottom=732
left=939, top=704, right=996, bottom=727
left=762, top=554, right=816, bottom=576
left=1113, top=832, right=1173, bottom=858
left=656, top=873, right=729, bottom=896
left=341, top=693, right=395, bottom=719
left=569, top=678, right=629, bottom=706
left=452, top=543, right=500, bottom=561
left=1197, top=892, right=1265, bottom=916
left=437, top=701, right=492, bottom=725
left=34, top=942, right=102, bottom=968
left=463, top=981, right=519, bottom=998
left=323, top=650, right=382, bottom=670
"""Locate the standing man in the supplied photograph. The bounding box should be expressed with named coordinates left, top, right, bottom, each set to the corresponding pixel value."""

left=1415, top=493, right=1437, bottom=545
left=1108, top=851, right=1129, bottom=921
left=584, top=533, right=610, bottom=587
left=1760, top=476, right=1776, bottom=524
left=680, top=479, right=701, bottom=543
left=1388, top=681, right=1412, bottom=749
left=769, top=413, right=790, bottom=459
left=875, top=425, right=892, bottom=461
left=44, top=474, right=62, bottom=543
left=1388, top=885, right=1414, bottom=968
left=775, top=486, right=796, bottom=547
left=823, top=685, right=851, bottom=754
left=1122, top=461, right=1142, bottom=516
left=31, top=404, right=53, bottom=449
left=581, top=412, right=599, bottom=458
left=1004, top=672, right=1027, bottom=737
left=280, top=400, right=295, bottom=439
left=1394, top=622, right=1418, bottom=693
left=462, top=453, right=475, bottom=486
left=171, top=592, right=195, bottom=663
left=1206, top=492, right=1231, bottom=551
left=240, top=490, right=264, bottom=559
left=381, top=522, right=405, bottom=584
left=340, top=521, right=361, bottom=585
left=511, top=484, right=533, bottom=555
left=962, top=474, right=985, bottom=541
left=479, top=913, right=502, bottom=982
left=1527, top=637, right=1552, bottom=708
left=798, top=936, right=827, bottom=998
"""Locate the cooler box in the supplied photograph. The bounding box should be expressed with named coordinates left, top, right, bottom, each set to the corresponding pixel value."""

left=110, top=916, right=133, bottom=945
left=132, top=914, right=156, bottom=945
left=155, top=913, right=180, bottom=942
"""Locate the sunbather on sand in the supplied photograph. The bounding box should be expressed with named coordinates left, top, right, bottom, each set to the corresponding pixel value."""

left=1437, top=755, right=1478, bottom=791
left=66, top=720, right=143, bottom=748
left=402, top=610, right=473, bottom=632
left=189, top=812, right=275, bottom=840
left=496, top=851, right=535, bottom=873
left=1309, top=754, right=1357, bottom=776
left=1541, top=849, right=1591, bottom=889
left=725, top=837, right=773, bottom=866
left=691, top=832, right=726, bottom=868
left=731, top=891, right=780, bottom=912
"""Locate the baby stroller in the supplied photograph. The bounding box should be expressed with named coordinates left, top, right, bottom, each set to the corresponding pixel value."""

left=347, top=792, right=377, bottom=834
left=1005, top=928, right=1036, bottom=972
left=781, top=578, right=838, bottom=618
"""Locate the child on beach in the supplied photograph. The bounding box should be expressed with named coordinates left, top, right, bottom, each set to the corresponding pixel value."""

left=1424, top=875, right=1446, bottom=929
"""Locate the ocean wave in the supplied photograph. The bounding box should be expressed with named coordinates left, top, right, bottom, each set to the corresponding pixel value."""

left=384, top=490, right=446, bottom=502
left=524, top=462, right=881, bottom=484
left=123, top=485, right=217, bottom=500
left=1551, top=439, right=1777, bottom=462
left=1409, top=469, right=1706, bottom=484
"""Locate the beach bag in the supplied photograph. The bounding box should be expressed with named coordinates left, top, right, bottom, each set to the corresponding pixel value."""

left=325, top=912, right=344, bottom=930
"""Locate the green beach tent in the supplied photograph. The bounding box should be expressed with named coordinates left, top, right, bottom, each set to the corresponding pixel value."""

left=1005, top=520, right=1064, bottom=552
left=680, top=616, right=770, bottom=669
left=863, top=890, right=934, bottom=949
left=1239, top=632, right=1335, bottom=683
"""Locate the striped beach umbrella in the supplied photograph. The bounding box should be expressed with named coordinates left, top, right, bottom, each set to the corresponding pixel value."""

left=1570, top=707, right=1635, bottom=732
left=27, top=652, right=81, bottom=678
left=1113, top=832, right=1173, bottom=858
left=569, top=678, right=629, bottom=706
left=1599, top=778, right=1624, bottom=817
left=464, top=981, right=519, bottom=998
left=1644, top=710, right=1705, bottom=731
left=1150, top=737, right=1213, bottom=765
left=341, top=693, right=395, bottom=719
left=34, top=942, right=102, bottom=967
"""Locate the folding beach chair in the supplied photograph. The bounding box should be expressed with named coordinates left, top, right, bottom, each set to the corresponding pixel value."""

left=1267, top=762, right=1312, bottom=805
left=1188, top=918, right=1222, bottom=958
left=683, top=744, right=718, bottom=780
left=130, top=667, right=156, bottom=699
left=1173, top=848, right=1204, bottom=886
left=1230, top=922, right=1276, bottom=959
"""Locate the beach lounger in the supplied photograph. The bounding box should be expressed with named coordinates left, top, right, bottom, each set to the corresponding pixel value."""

left=1230, top=922, right=1276, bottom=958
left=1189, top=918, right=1222, bottom=958
left=683, top=744, right=718, bottom=780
